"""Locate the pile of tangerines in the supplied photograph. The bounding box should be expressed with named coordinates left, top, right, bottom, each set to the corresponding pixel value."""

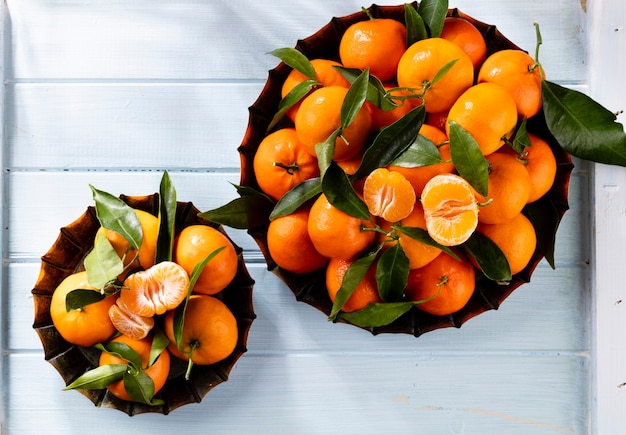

left=247, top=5, right=561, bottom=328
left=48, top=175, right=242, bottom=406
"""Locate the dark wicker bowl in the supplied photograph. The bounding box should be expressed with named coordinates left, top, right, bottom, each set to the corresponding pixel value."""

left=32, top=194, right=256, bottom=415
left=238, top=4, right=573, bottom=336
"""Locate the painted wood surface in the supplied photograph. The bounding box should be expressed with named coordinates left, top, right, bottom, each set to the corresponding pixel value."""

left=0, top=0, right=621, bottom=433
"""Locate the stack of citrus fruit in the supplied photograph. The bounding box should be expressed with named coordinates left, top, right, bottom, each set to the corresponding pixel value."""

left=236, top=4, right=572, bottom=335
left=32, top=173, right=256, bottom=415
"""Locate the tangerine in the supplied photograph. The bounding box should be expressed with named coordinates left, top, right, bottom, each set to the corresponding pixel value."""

left=174, top=225, right=239, bottom=295
left=363, top=167, right=416, bottom=222
left=326, top=257, right=381, bottom=312
left=446, top=82, right=518, bottom=156
left=253, top=128, right=320, bottom=201
left=397, top=38, right=474, bottom=113
left=50, top=271, right=118, bottom=347
left=405, top=250, right=475, bottom=316
left=367, top=85, right=415, bottom=131
left=108, top=298, right=155, bottom=340
left=440, top=17, right=487, bottom=69
left=339, top=17, right=407, bottom=82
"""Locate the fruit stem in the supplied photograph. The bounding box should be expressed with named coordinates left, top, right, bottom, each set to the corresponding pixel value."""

left=532, top=22, right=545, bottom=80
left=273, top=161, right=300, bottom=175
left=184, top=341, right=200, bottom=380
left=361, top=7, right=374, bottom=20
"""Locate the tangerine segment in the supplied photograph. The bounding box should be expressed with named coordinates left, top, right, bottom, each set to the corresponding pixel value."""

left=446, top=82, right=518, bottom=156
left=421, top=174, right=478, bottom=246
left=119, top=261, right=189, bottom=317
left=397, top=38, right=474, bottom=113
left=363, top=167, right=416, bottom=222
left=108, top=298, right=155, bottom=340
left=164, top=295, right=238, bottom=366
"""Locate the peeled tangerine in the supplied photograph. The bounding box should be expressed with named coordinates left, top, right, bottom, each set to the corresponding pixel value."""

left=420, top=174, right=479, bottom=246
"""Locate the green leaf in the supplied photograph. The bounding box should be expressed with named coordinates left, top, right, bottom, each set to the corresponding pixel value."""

left=269, top=177, right=322, bottom=220
left=463, top=231, right=512, bottom=282
left=525, top=199, right=561, bottom=269
left=315, top=128, right=341, bottom=177
left=418, top=0, right=449, bottom=38
left=200, top=194, right=274, bottom=230
left=334, top=66, right=398, bottom=111
left=376, top=243, right=410, bottom=302
left=63, top=363, right=127, bottom=391
left=156, top=171, right=177, bottom=263
left=267, top=79, right=317, bottom=132
left=512, top=118, right=531, bottom=154
left=90, top=185, right=143, bottom=250
left=389, top=134, right=443, bottom=168
left=394, top=225, right=460, bottom=260
left=321, top=162, right=371, bottom=221
left=95, top=342, right=143, bottom=371
left=269, top=47, right=316, bottom=80
left=448, top=121, right=489, bottom=197
left=430, top=58, right=458, bottom=87
left=65, top=289, right=106, bottom=312
left=352, top=105, right=426, bottom=180
left=404, top=3, right=428, bottom=46
left=340, top=68, right=370, bottom=131
left=328, top=246, right=382, bottom=321
left=174, top=245, right=227, bottom=350
left=124, top=369, right=163, bottom=406
left=148, top=328, right=170, bottom=368
left=542, top=80, right=626, bottom=166
left=337, top=301, right=415, bottom=328
left=84, top=232, right=125, bottom=288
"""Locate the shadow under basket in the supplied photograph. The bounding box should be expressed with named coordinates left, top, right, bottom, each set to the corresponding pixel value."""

left=32, top=194, right=256, bottom=415
left=237, top=4, right=573, bottom=337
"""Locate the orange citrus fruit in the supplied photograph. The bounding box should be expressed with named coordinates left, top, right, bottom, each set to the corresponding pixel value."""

left=367, top=85, right=415, bottom=131
left=95, top=208, right=159, bottom=272
left=420, top=174, right=479, bottom=246
left=475, top=152, right=531, bottom=224
left=326, top=257, right=381, bottom=312
left=267, top=207, right=329, bottom=274
left=50, top=271, right=118, bottom=347
left=363, top=167, right=416, bottom=222
left=339, top=18, right=407, bottom=82
left=118, top=261, right=189, bottom=317
left=377, top=201, right=442, bottom=269
left=478, top=49, right=544, bottom=118
left=295, top=85, right=372, bottom=161
left=477, top=212, right=537, bottom=275
left=307, top=193, right=376, bottom=260
left=502, top=133, right=557, bottom=203
left=446, top=82, right=518, bottom=156
left=108, top=298, right=155, bottom=340
left=405, top=250, right=475, bottom=316
left=397, top=37, right=474, bottom=113
left=253, top=127, right=320, bottom=201
left=174, top=225, right=239, bottom=295
left=388, top=123, right=455, bottom=197
left=440, top=17, right=487, bottom=69
left=426, top=111, right=449, bottom=132
left=99, top=334, right=170, bottom=402
left=164, top=294, right=238, bottom=366
left=281, top=58, right=351, bottom=121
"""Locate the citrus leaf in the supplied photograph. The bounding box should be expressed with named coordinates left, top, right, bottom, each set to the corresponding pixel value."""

left=337, top=302, right=415, bottom=328
left=63, top=363, right=127, bottom=391
left=315, top=128, right=341, bottom=177
left=269, top=47, right=316, bottom=80
left=322, top=161, right=370, bottom=221
left=542, top=80, right=626, bottom=166
left=394, top=225, right=460, bottom=260
left=418, top=0, right=449, bottom=38
left=448, top=120, right=489, bottom=197
left=525, top=199, right=561, bottom=269
left=90, top=185, right=143, bottom=250
left=95, top=341, right=143, bottom=371
left=200, top=194, right=274, bottom=230
left=328, top=245, right=382, bottom=321
left=156, top=170, right=177, bottom=263
left=389, top=134, right=443, bottom=168
left=267, top=79, right=317, bottom=132
left=376, top=243, right=410, bottom=302
left=404, top=3, right=428, bottom=46
left=334, top=66, right=398, bottom=111
left=124, top=369, right=163, bottom=406
left=340, top=68, right=370, bottom=131
left=148, top=327, right=169, bottom=368
left=269, top=177, right=322, bottom=220
left=65, top=289, right=105, bottom=312
left=430, top=58, right=458, bottom=88
left=512, top=118, right=531, bottom=154
left=84, top=232, right=125, bottom=288
left=463, top=231, right=512, bottom=283
left=352, top=105, right=425, bottom=180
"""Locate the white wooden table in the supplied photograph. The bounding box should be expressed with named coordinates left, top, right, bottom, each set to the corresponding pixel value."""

left=1, top=1, right=625, bottom=433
